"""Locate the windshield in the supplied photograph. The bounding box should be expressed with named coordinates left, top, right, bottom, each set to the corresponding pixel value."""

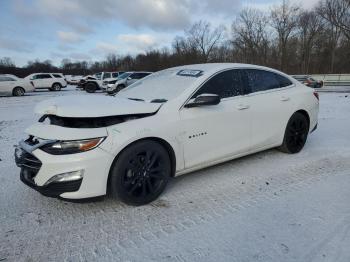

left=118, top=68, right=200, bottom=102
left=118, top=72, right=132, bottom=79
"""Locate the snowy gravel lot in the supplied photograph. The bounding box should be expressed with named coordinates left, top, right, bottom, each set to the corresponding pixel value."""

left=1, top=87, right=350, bottom=262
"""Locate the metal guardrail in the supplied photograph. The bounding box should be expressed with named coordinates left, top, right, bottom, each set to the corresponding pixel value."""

left=311, top=74, right=350, bottom=86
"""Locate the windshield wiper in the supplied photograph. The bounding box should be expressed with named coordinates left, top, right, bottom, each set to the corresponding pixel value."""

left=151, top=98, right=168, bottom=103
left=128, top=98, right=145, bottom=102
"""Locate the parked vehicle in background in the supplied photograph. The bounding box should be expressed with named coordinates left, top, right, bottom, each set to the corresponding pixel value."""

left=106, top=71, right=152, bottom=94
left=15, top=63, right=319, bottom=205
left=0, top=75, right=34, bottom=96
left=0, top=73, right=20, bottom=79
left=25, top=73, right=67, bottom=91
left=79, top=72, right=123, bottom=93
left=66, top=75, right=83, bottom=85
left=291, top=75, right=323, bottom=88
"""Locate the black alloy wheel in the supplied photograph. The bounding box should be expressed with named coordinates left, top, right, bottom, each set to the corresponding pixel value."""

left=110, top=140, right=171, bottom=205
left=279, top=112, right=309, bottom=154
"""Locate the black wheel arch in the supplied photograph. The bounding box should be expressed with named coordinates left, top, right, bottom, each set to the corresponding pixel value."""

left=52, top=82, right=62, bottom=87
left=107, top=137, right=177, bottom=194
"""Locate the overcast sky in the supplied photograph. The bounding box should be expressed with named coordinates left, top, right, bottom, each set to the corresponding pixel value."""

left=0, top=0, right=320, bottom=66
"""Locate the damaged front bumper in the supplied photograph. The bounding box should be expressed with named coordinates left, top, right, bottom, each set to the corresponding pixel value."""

left=15, top=129, right=115, bottom=200
left=15, top=143, right=82, bottom=198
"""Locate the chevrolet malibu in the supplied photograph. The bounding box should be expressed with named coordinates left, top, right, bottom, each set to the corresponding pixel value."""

left=15, top=63, right=319, bottom=205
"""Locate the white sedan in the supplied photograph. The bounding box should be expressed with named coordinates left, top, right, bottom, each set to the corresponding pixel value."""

left=0, top=75, right=34, bottom=96
left=15, top=63, right=319, bottom=205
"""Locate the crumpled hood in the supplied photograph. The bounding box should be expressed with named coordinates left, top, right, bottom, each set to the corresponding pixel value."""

left=34, top=95, right=162, bottom=117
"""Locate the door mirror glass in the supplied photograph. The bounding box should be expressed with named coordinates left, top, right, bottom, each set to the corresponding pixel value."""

left=185, top=94, right=220, bottom=108
left=127, top=77, right=132, bottom=80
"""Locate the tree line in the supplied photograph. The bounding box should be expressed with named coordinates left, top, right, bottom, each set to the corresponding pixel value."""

left=1, top=0, right=349, bottom=78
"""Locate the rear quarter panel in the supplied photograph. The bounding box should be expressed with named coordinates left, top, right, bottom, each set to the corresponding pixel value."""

left=290, top=83, right=319, bottom=132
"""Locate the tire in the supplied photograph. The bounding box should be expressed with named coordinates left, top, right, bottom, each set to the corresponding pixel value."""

left=116, top=84, right=125, bottom=92
left=51, top=83, right=61, bottom=91
left=279, top=112, right=309, bottom=154
left=109, top=140, right=171, bottom=205
left=12, top=87, right=25, bottom=96
left=85, top=82, right=97, bottom=93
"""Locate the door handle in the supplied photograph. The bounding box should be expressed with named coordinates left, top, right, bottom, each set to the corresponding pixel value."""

left=237, top=104, right=250, bottom=110
left=281, top=96, right=290, bottom=101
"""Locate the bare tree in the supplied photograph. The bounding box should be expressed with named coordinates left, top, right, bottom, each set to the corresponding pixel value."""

left=298, top=11, right=324, bottom=73
left=232, top=8, right=270, bottom=65
left=184, top=20, right=226, bottom=62
left=318, top=0, right=350, bottom=40
left=0, top=57, right=15, bottom=67
left=270, top=0, right=300, bottom=70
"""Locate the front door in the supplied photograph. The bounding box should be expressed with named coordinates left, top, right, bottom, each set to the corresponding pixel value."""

left=179, top=69, right=252, bottom=169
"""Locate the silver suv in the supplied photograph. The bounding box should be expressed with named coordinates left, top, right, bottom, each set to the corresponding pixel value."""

left=106, top=71, right=152, bottom=94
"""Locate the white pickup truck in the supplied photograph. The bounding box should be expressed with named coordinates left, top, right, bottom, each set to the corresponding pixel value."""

left=79, top=72, right=124, bottom=93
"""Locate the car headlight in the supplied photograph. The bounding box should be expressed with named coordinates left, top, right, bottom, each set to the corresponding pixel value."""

left=40, top=137, right=105, bottom=155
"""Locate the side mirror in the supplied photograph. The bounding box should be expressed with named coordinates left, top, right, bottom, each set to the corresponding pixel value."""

left=127, top=77, right=132, bottom=80
left=185, top=94, right=220, bottom=108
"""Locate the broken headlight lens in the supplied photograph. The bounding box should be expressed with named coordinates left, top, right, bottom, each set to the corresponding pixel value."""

left=40, top=137, right=105, bottom=155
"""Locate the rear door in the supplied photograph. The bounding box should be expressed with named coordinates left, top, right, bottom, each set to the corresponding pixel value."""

left=179, top=69, right=252, bottom=169
left=41, top=74, right=53, bottom=88
left=242, top=69, right=295, bottom=149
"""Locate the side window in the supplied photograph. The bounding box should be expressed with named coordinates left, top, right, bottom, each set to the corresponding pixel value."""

left=193, top=70, right=244, bottom=99
left=40, top=74, right=52, bottom=79
left=112, top=72, right=119, bottom=78
left=139, top=73, right=150, bottom=79
left=246, top=69, right=280, bottom=92
left=1, top=77, right=15, bottom=81
left=103, top=73, right=111, bottom=79
left=275, top=73, right=292, bottom=87
left=0, top=76, right=11, bottom=81
left=130, top=73, right=141, bottom=79
left=52, top=74, right=62, bottom=78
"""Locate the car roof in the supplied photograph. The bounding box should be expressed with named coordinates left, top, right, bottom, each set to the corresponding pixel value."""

left=163, top=63, right=291, bottom=80
left=125, top=71, right=153, bottom=74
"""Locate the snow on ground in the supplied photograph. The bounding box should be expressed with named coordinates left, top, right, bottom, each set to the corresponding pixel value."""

left=0, top=86, right=350, bottom=262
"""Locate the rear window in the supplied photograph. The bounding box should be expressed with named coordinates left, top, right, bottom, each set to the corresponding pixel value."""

left=246, top=69, right=292, bottom=93
left=275, top=74, right=293, bottom=87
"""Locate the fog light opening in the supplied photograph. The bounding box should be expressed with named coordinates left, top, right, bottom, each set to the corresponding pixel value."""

left=44, top=170, right=84, bottom=186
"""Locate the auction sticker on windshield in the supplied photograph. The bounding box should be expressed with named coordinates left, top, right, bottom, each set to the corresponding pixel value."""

left=177, top=69, right=203, bottom=77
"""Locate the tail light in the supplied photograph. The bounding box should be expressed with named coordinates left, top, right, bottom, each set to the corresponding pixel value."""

left=313, top=91, right=319, bottom=100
